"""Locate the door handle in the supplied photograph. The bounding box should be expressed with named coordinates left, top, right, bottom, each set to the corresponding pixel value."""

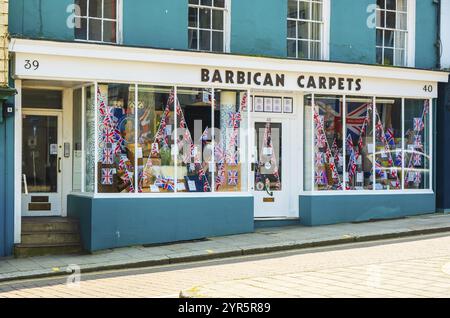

left=58, top=157, right=62, bottom=173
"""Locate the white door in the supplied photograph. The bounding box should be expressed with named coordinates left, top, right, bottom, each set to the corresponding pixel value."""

left=250, top=116, right=298, bottom=218
left=21, top=110, right=63, bottom=216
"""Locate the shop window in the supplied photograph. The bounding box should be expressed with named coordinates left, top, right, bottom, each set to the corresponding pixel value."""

left=346, top=96, right=374, bottom=190
left=137, top=86, right=175, bottom=193
left=376, top=0, right=408, bottom=66
left=214, top=90, right=248, bottom=192
left=176, top=87, right=213, bottom=193
left=304, top=95, right=432, bottom=193
left=74, top=0, right=119, bottom=43
left=85, top=85, right=96, bottom=192
left=375, top=97, right=402, bottom=190
left=287, top=0, right=324, bottom=59
left=313, top=95, right=344, bottom=191
left=404, top=99, right=430, bottom=190
left=97, top=84, right=135, bottom=193
left=72, top=88, right=83, bottom=192
left=188, top=0, right=228, bottom=52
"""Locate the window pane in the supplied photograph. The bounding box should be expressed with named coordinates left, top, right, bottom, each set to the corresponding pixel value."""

left=189, top=7, right=198, bottom=28
left=188, top=29, right=198, bottom=50
left=376, top=29, right=383, bottom=47
left=311, top=22, right=321, bottom=41
left=189, top=0, right=199, bottom=4
left=397, top=12, right=407, bottom=30
left=345, top=97, right=374, bottom=190
left=376, top=9, right=385, bottom=28
left=384, top=30, right=394, bottom=47
left=376, top=47, right=383, bottom=64
left=298, top=40, right=309, bottom=59
left=214, top=90, right=248, bottom=192
left=97, top=84, right=136, bottom=193
left=137, top=86, right=176, bottom=193
left=394, top=49, right=405, bottom=66
left=386, top=11, right=396, bottom=29
left=287, top=20, right=296, bottom=38
left=299, top=1, right=311, bottom=20
left=298, top=21, right=308, bottom=39
left=73, top=88, right=83, bottom=192
left=288, top=0, right=298, bottom=19
left=311, top=2, right=322, bottom=21
left=404, top=99, right=430, bottom=190
left=89, top=0, right=102, bottom=18
left=304, top=95, right=313, bottom=191
left=386, top=0, right=396, bottom=10
left=212, top=31, right=224, bottom=52
left=88, top=18, right=102, bottom=41
left=201, top=0, right=212, bottom=6
left=74, top=17, right=87, bottom=40
left=103, top=0, right=116, bottom=19
left=314, top=95, right=344, bottom=191
left=377, top=0, right=385, bottom=9
left=383, top=48, right=394, bottom=65
left=75, top=0, right=87, bottom=16
left=177, top=87, right=213, bottom=193
left=375, top=97, right=402, bottom=190
left=212, top=9, right=224, bottom=30
left=199, top=30, right=211, bottom=50
left=310, top=41, right=320, bottom=59
left=397, top=0, right=407, bottom=11
left=214, top=0, right=225, bottom=8
left=85, top=85, right=96, bottom=192
left=287, top=39, right=297, bottom=57
left=103, top=20, right=116, bottom=43
left=199, top=8, right=211, bottom=28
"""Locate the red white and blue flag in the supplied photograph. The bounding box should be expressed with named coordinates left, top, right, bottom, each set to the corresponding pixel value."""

left=414, top=118, right=424, bottom=132
left=102, top=148, right=113, bottom=165
left=227, top=170, right=239, bottom=186
left=101, top=168, right=113, bottom=185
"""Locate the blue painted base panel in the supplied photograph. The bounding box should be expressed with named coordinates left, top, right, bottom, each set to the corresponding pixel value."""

left=299, top=193, right=436, bottom=226
left=67, top=195, right=254, bottom=252
left=254, top=219, right=301, bottom=229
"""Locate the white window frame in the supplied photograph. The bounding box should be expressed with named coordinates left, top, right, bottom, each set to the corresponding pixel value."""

left=376, top=0, right=415, bottom=67
left=305, top=93, right=433, bottom=196
left=188, top=0, right=231, bottom=53
left=287, top=0, right=330, bottom=61
left=74, top=0, right=123, bottom=44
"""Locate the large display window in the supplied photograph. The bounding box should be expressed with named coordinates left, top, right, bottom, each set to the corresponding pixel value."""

left=305, top=94, right=432, bottom=192
left=76, top=83, right=249, bottom=194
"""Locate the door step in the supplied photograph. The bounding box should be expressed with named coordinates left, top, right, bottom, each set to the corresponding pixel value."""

left=15, top=217, right=83, bottom=258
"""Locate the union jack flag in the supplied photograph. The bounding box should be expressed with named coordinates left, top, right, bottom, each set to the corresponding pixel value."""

left=215, top=165, right=225, bottom=190
left=101, top=168, right=113, bottom=185
left=395, top=152, right=402, bottom=167
left=315, top=171, right=325, bottom=185
left=229, top=112, right=242, bottom=129
left=315, top=152, right=323, bottom=166
left=346, top=134, right=354, bottom=151
left=375, top=161, right=382, bottom=176
left=376, top=120, right=383, bottom=133
left=227, top=170, right=239, bottom=186
left=414, top=135, right=422, bottom=149
left=316, top=133, right=326, bottom=148
left=414, top=118, right=424, bottom=132
left=414, top=172, right=422, bottom=185
left=161, top=178, right=174, bottom=191
left=102, top=127, right=115, bottom=144
left=215, top=144, right=225, bottom=164
left=385, top=128, right=395, bottom=147
left=102, top=148, right=113, bottom=165
left=226, top=151, right=238, bottom=166
left=320, top=102, right=370, bottom=138
left=413, top=154, right=422, bottom=166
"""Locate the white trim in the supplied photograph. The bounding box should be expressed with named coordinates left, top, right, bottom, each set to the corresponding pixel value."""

left=407, top=0, right=416, bottom=67
left=9, top=39, right=448, bottom=83
left=322, top=0, right=331, bottom=61
left=14, top=80, right=22, bottom=244
left=75, top=192, right=254, bottom=199
left=94, top=82, right=98, bottom=194
left=300, top=189, right=434, bottom=196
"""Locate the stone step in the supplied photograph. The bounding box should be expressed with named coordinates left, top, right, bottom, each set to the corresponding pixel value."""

left=21, top=231, right=81, bottom=245
left=21, top=217, right=79, bottom=233
left=14, top=243, right=83, bottom=258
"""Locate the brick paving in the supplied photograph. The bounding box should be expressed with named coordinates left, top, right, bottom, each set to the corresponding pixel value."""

left=2, top=213, right=450, bottom=283
left=1, top=233, right=450, bottom=298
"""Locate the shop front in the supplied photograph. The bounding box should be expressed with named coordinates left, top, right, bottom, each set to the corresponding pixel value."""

left=10, top=39, right=448, bottom=252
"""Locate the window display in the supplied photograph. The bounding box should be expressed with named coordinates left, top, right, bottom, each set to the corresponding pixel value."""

left=313, top=95, right=344, bottom=191
left=97, top=84, right=135, bottom=193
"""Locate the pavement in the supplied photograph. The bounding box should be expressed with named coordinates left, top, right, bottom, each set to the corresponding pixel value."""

left=1, top=213, right=450, bottom=284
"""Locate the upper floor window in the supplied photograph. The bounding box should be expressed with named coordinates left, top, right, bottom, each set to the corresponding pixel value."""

left=188, top=0, right=229, bottom=52
left=376, top=0, right=408, bottom=66
left=287, top=0, right=324, bottom=60
left=74, top=0, right=119, bottom=43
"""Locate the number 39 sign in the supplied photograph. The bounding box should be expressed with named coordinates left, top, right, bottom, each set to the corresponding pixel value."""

left=24, top=59, right=39, bottom=70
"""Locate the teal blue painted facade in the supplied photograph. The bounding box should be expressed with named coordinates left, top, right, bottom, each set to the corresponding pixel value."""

left=299, top=194, right=436, bottom=226
left=231, top=0, right=287, bottom=57
left=9, top=0, right=74, bottom=41
left=122, top=0, right=188, bottom=50
left=330, top=0, right=376, bottom=64
left=415, top=0, right=438, bottom=69
left=67, top=195, right=254, bottom=252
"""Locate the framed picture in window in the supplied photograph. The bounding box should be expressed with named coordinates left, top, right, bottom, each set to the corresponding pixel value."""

left=254, top=96, right=264, bottom=112
left=283, top=97, right=293, bottom=113
left=264, top=97, right=273, bottom=112
left=272, top=97, right=282, bottom=113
